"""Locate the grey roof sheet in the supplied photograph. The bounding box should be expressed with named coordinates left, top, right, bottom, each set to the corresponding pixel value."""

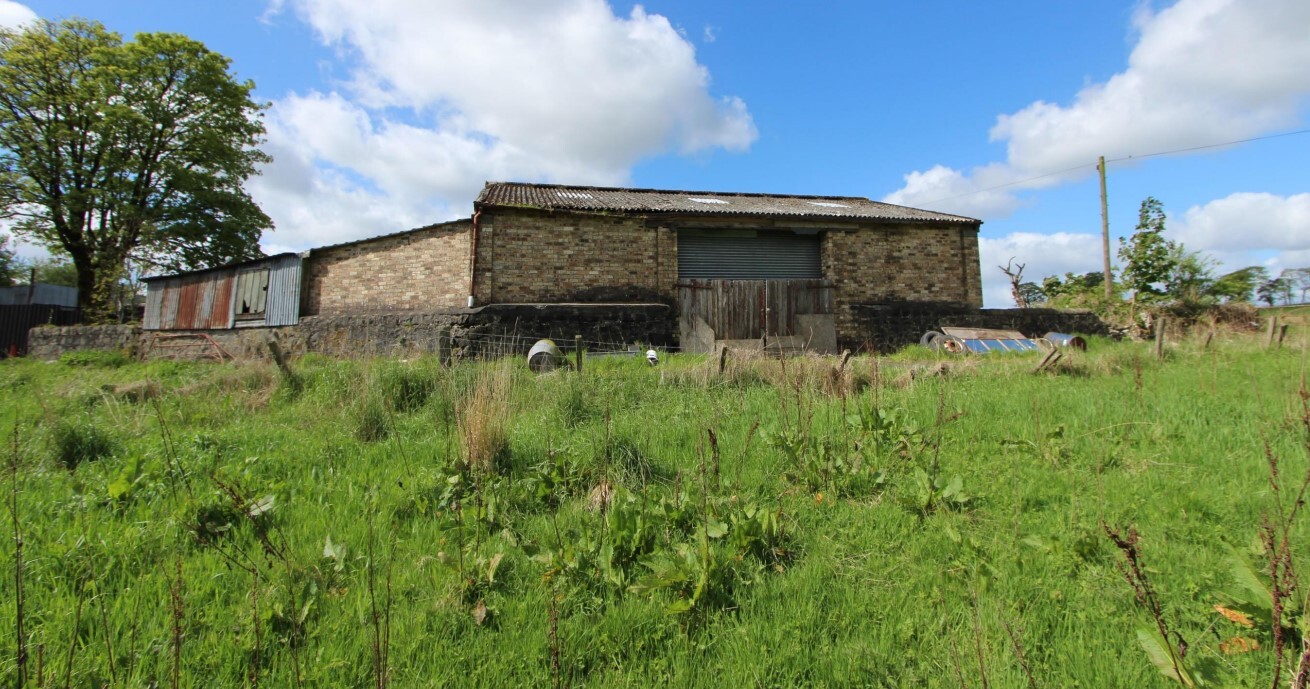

left=476, top=182, right=979, bottom=224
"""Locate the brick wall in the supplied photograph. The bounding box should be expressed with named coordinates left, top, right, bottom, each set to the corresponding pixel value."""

left=823, top=223, right=982, bottom=339
left=474, top=209, right=671, bottom=303
left=303, top=220, right=471, bottom=315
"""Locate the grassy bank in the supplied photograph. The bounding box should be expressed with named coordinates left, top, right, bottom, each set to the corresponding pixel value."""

left=2, top=331, right=1308, bottom=687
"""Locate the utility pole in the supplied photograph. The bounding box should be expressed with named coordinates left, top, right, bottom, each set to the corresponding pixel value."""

left=1098, top=156, right=1112, bottom=301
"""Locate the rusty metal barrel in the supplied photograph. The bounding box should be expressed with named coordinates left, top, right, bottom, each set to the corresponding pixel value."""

left=527, top=339, right=565, bottom=372
left=1043, top=332, right=1087, bottom=350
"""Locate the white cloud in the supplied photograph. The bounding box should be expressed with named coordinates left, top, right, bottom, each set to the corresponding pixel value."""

left=1172, top=192, right=1310, bottom=252
left=979, top=232, right=1105, bottom=307
left=885, top=0, right=1310, bottom=219
left=883, top=163, right=1035, bottom=219
left=255, top=0, right=755, bottom=251
left=1170, top=191, right=1310, bottom=274
left=0, top=1, right=35, bottom=29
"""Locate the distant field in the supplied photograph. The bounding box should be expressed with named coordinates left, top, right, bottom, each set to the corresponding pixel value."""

left=2, top=329, right=1308, bottom=687
left=1262, top=304, right=1310, bottom=324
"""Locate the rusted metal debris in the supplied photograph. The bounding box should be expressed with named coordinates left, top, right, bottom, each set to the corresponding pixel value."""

left=921, top=328, right=1088, bottom=355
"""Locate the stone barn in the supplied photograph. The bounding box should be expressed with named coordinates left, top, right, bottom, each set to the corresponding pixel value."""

left=140, top=181, right=983, bottom=353
left=467, top=182, right=981, bottom=351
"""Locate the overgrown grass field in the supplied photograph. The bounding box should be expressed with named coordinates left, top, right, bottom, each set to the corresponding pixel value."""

left=2, top=332, right=1308, bottom=687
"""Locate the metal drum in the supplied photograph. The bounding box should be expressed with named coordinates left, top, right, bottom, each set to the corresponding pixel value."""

left=1043, top=332, right=1087, bottom=350
left=527, top=339, right=565, bottom=372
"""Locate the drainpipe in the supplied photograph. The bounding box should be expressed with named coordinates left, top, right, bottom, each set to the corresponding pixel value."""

left=468, top=209, right=482, bottom=308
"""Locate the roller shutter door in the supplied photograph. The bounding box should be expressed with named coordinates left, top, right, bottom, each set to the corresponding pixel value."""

left=678, top=231, right=821, bottom=279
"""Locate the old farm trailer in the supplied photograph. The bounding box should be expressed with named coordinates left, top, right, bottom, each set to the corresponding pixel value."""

left=142, top=254, right=303, bottom=331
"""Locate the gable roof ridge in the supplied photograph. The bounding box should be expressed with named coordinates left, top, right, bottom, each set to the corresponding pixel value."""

left=476, top=181, right=980, bottom=224
left=481, top=180, right=870, bottom=203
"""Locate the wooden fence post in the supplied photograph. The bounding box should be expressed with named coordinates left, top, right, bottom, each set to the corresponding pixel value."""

left=1154, top=316, right=1167, bottom=359
left=574, top=335, right=583, bottom=373
left=1267, top=316, right=1279, bottom=348
left=265, top=338, right=294, bottom=380
left=1278, top=324, right=1290, bottom=349
left=437, top=327, right=450, bottom=368
left=718, top=345, right=729, bottom=376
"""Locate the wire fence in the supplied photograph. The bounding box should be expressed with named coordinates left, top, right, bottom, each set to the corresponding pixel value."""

left=450, top=330, right=684, bottom=356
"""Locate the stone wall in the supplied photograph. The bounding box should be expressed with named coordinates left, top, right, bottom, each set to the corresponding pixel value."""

left=474, top=209, right=672, bottom=304
left=304, top=219, right=472, bottom=316
left=27, top=324, right=140, bottom=359
left=28, top=302, right=1104, bottom=360
left=848, top=302, right=1109, bottom=352
left=28, top=304, right=675, bottom=362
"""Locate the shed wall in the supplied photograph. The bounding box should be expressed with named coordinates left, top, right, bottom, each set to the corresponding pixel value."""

left=144, top=255, right=303, bottom=330
left=144, top=270, right=235, bottom=330
left=303, top=221, right=472, bottom=316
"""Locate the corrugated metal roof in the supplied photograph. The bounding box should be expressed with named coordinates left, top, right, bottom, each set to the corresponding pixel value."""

left=475, top=182, right=980, bottom=224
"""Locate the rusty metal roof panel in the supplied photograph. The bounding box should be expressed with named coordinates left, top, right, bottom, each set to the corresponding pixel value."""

left=475, top=182, right=979, bottom=224
left=145, top=270, right=235, bottom=331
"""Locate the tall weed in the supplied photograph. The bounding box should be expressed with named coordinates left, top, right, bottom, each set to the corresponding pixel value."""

left=459, top=363, right=513, bottom=473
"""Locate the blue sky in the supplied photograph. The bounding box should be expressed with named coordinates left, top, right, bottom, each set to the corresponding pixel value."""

left=8, top=0, right=1310, bottom=305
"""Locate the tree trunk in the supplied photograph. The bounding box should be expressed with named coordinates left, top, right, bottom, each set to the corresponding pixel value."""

left=76, top=252, right=126, bottom=325
left=70, top=251, right=99, bottom=319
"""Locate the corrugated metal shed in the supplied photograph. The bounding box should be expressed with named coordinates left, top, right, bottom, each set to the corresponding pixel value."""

left=143, top=254, right=301, bottom=331
left=476, top=182, right=980, bottom=225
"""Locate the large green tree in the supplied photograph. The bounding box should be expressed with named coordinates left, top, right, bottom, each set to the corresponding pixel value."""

left=1117, top=197, right=1178, bottom=303
left=0, top=233, right=17, bottom=285
left=0, top=18, right=271, bottom=321
left=1209, top=266, right=1268, bottom=303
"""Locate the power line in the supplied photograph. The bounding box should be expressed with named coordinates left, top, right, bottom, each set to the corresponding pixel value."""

left=1104, top=127, right=1310, bottom=163
left=917, top=127, right=1310, bottom=207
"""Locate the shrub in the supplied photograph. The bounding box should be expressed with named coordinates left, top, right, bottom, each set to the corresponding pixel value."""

left=50, top=416, right=116, bottom=469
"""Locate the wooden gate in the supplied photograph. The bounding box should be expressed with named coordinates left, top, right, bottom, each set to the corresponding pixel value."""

left=677, top=278, right=833, bottom=340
